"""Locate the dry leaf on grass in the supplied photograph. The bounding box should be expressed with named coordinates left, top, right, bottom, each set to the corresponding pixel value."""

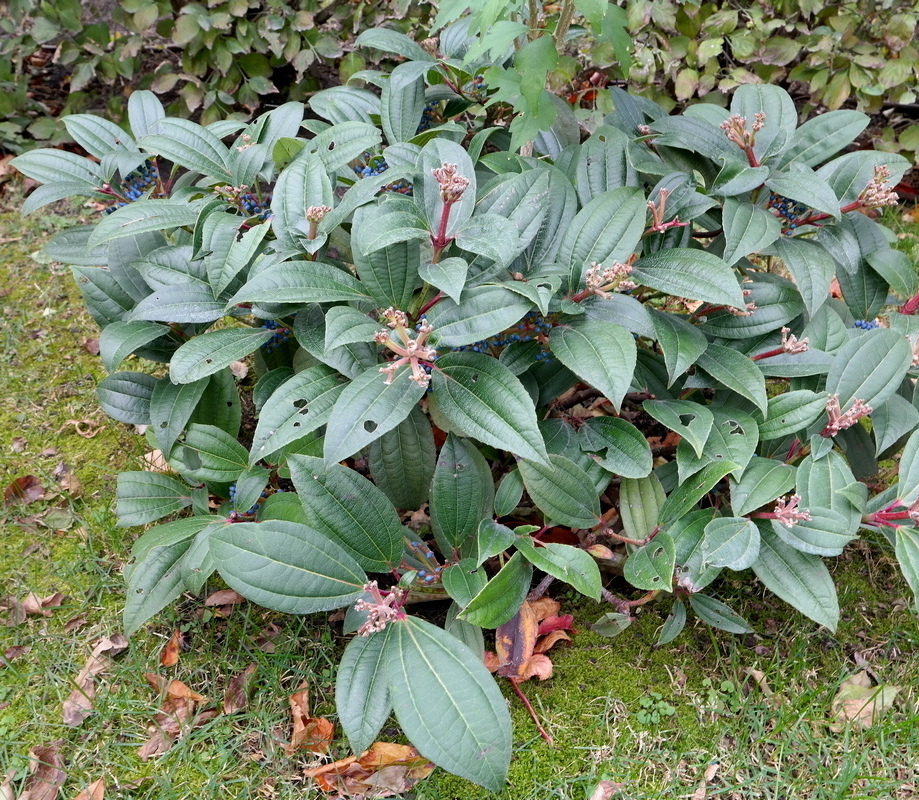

left=62, top=635, right=129, bottom=727
left=51, top=463, right=82, bottom=498
left=485, top=598, right=573, bottom=682
left=159, top=630, right=183, bottom=667
left=72, top=779, right=104, bottom=800
left=204, top=590, right=246, bottom=607
left=19, top=743, right=66, bottom=800
left=3, top=476, right=46, bottom=506
left=1, top=770, right=15, bottom=800
left=286, top=684, right=334, bottom=756
left=22, top=592, right=66, bottom=618
left=223, top=663, right=258, bottom=715
left=830, top=671, right=899, bottom=730
left=691, top=762, right=720, bottom=800
left=589, top=780, right=624, bottom=800
left=10, top=437, right=26, bottom=453
left=304, top=742, right=435, bottom=798
left=743, top=668, right=787, bottom=709
left=81, top=338, right=100, bottom=356
left=142, top=450, right=169, bottom=472
left=138, top=673, right=216, bottom=760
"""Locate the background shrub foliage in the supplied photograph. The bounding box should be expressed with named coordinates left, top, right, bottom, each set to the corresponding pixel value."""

left=12, top=51, right=919, bottom=787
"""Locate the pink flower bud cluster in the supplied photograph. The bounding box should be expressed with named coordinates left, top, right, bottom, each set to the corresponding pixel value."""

left=821, top=394, right=872, bottom=437
left=772, top=494, right=812, bottom=526
left=376, top=307, right=438, bottom=388
left=781, top=326, right=809, bottom=355
left=431, top=163, right=470, bottom=203
left=720, top=112, right=765, bottom=149
left=857, top=165, right=899, bottom=209
left=585, top=261, right=636, bottom=299
left=354, top=581, right=406, bottom=636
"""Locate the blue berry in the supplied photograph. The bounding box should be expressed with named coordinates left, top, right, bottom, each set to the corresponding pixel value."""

left=853, top=319, right=880, bottom=330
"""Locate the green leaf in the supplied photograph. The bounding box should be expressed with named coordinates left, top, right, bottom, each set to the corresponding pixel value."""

left=619, top=474, right=665, bottom=542
left=96, top=371, right=156, bottom=425
left=367, top=407, right=436, bottom=510
left=445, top=602, right=485, bottom=657
left=324, top=368, right=426, bottom=464
left=894, top=527, right=919, bottom=607
left=648, top=309, right=708, bottom=387
left=751, top=524, right=839, bottom=632
left=696, top=345, right=768, bottom=414
left=514, top=538, right=601, bottom=600
left=759, top=390, right=828, bottom=440
left=11, top=147, right=102, bottom=186
left=687, top=594, right=753, bottom=634
left=382, top=61, right=428, bottom=145
left=352, top=209, right=420, bottom=309
left=455, top=214, right=521, bottom=268
left=128, top=90, right=166, bottom=138
left=702, top=517, right=760, bottom=570
left=643, top=399, right=714, bottom=459
left=549, top=318, right=636, bottom=411
left=518, top=454, right=601, bottom=528
left=460, top=552, right=532, bottom=629
left=631, top=249, right=745, bottom=309
left=867, top=249, right=919, bottom=299
left=426, top=285, right=532, bottom=347
left=384, top=617, right=511, bottom=791
left=129, top=282, right=225, bottom=324
left=592, top=611, right=634, bottom=639
left=670, top=509, right=721, bottom=592
left=897, top=431, right=919, bottom=504
left=149, top=377, right=209, bottom=456
left=306, top=122, right=382, bottom=172
left=420, top=138, right=476, bottom=238
left=99, top=320, right=168, bottom=372
left=624, top=531, right=676, bottom=591
left=88, top=200, right=203, bottom=246
left=731, top=84, right=798, bottom=162
left=770, top=237, right=835, bottom=317
left=429, top=352, right=548, bottom=464
left=293, top=305, right=378, bottom=379
left=140, top=118, right=232, bottom=179
left=355, top=28, right=435, bottom=61
left=130, top=516, right=225, bottom=561
left=676, top=407, right=759, bottom=481
left=170, top=423, right=248, bottom=483
left=574, top=126, right=637, bottom=204
left=170, top=328, right=274, bottom=384
left=765, top=167, right=841, bottom=220
left=771, top=507, right=856, bottom=556
left=817, top=150, right=911, bottom=206
left=778, top=110, right=869, bottom=168
left=229, top=260, right=369, bottom=305
left=660, top=461, right=738, bottom=527
left=657, top=599, right=687, bottom=645
left=63, top=114, right=136, bottom=159
left=442, top=559, right=489, bottom=608
left=730, top=458, right=796, bottom=516
left=115, top=471, right=194, bottom=527
left=558, top=187, right=647, bottom=291
left=288, top=456, right=404, bottom=571
left=429, top=435, right=494, bottom=554
left=872, top=394, right=919, bottom=456
left=721, top=198, right=782, bottom=266
left=250, top=365, right=345, bottom=465
left=578, top=417, right=653, bottom=478
left=123, top=539, right=193, bottom=636
left=419, top=257, right=468, bottom=304
left=494, top=471, right=524, bottom=518
left=336, top=630, right=393, bottom=755
left=476, top=520, right=517, bottom=564
left=824, top=328, right=912, bottom=410
left=211, top=520, right=367, bottom=613
left=270, top=152, right=333, bottom=249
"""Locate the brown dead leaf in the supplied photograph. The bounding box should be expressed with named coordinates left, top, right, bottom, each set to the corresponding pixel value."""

left=57, top=420, right=102, bottom=439
left=144, top=673, right=207, bottom=702
left=487, top=598, right=574, bottom=682
left=252, top=622, right=281, bottom=652
left=1, top=769, right=15, bottom=800
left=52, top=463, right=82, bottom=498
left=223, top=663, right=257, bottom=714
left=138, top=674, right=217, bottom=760
left=63, top=635, right=129, bottom=727
left=830, top=671, right=900, bottom=730
left=691, top=761, right=720, bottom=800
left=159, top=630, right=183, bottom=667
left=22, top=592, right=65, bottom=617
left=63, top=616, right=88, bottom=634
left=589, top=780, right=624, bottom=800
left=3, top=645, right=31, bottom=662
left=72, top=778, right=104, bottom=800
left=10, top=437, right=26, bottom=453
left=286, top=684, right=334, bottom=756
left=743, top=668, right=786, bottom=709
left=4, top=475, right=46, bottom=506
left=81, top=338, right=100, bottom=356
left=20, top=742, right=66, bottom=800
left=2, top=596, right=26, bottom=627
left=305, top=742, right=435, bottom=797
left=204, top=589, right=246, bottom=607
left=142, top=450, right=169, bottom=472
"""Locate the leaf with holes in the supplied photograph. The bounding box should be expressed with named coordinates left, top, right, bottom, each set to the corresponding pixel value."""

left=623, top=531, right=676, bottom=592
left=643, top=399, right=714, bottom=459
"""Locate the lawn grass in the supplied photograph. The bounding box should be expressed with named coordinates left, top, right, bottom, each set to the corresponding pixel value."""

left=1, top=191, right=919, bottom=800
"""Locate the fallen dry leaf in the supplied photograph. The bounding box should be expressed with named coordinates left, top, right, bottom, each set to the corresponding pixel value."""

left=252, top=622, right=281, bottom=652
left=159, top=630, right=183, bottom=667
left=487, top=598, right=573, bottom=682
left=589, top=780, right=624, bottom=800
left=830, top=671, right=900, bottom=730
left=22, top=592, right=66, bottom=617
left=20, top=742, right=66, bottom=800
left=10, top=437, right=26, bottom=453
left=1, top=769, right=15, bottom=800
left=305, top=742, right=435, bottom=797
left=144, top=673, right=206, bottom=703
left=57, top=420, right=102, bottom=439
left=52, top=463, right=82, bottom=498
left=286, top=684, right=334, bottom=756
left=2, top=596, right=26, bottom=627
left=142, top=450, right=169, bottom=472
left=3, top=645, right=31, bottom=662
left=204, top=589, right=246, bottom=607
left=4, top=475, right=46, bottom=506
left=63, top=616, right=88, bottom=634
left=63, top=635, right=129, bottom=727
left=223, top=663, right=258, bottom=714
left=138, top=673, right=216, bottom=760
left=72, top=779, right=104, bottom=800
left=743, top=668, right=787, bottom=709
left=691, top=761, right=720, bottom=800
left=81, top=338, right=100, bottom=356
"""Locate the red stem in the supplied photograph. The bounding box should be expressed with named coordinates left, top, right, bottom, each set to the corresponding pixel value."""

left=509, top=679, right=552, bottom=744
left=417, top=291, right=445, bottom=318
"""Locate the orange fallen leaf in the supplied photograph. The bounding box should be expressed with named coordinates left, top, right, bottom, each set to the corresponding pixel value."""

left=72, top=778, right=104, bottom=800
left=20, top=742, right=66, bottom=800
left=138, top=674, right=216, bottom=760
left=223, top=663, right=257, bottom=714
left=286, top=684, right=334, bottom=756
left=305, top=742, right=435, bottom=797
left=144, top=673, right=207, bottom=702
left=159, top=630, right=183, bottom=667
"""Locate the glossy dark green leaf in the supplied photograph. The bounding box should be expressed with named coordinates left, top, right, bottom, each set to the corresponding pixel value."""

left=99, top=320, right=168, bottom=373
left=429, top=435, right=494, bottom=554
left=660, top=461, right=738, bottom=526
left=721, top=198, right=782, bottom=266
left=367, top=407, right=436, bottom=510
left=442, top=559, right=489, bottom=608
left=632, top=248, right=744, bottom=309
left=758, top=390, right=828, bottom=440
left=648, top=309, right=708, bottom=386
left=169, top=423, right=248, bottom=483
left=657, top=599, right=687, bottom=645
left=619, top=474, right=665, bottom=542
left=825, top=328, right=911, bottom=410
left=894, top=527, right=919, bottom=607
left=459, top=552, right=532, bottom=629
left=229, top=260, right=370, bottom=305
left=676, top=407, right=759, bottom=481
left=123, top=538, right=193, bottom=636
left=426, top=286, right=532, bottom=347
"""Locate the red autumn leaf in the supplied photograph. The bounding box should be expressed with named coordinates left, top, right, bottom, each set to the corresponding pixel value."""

left=4, top=475, right=46, bottom=506
left=223, top=663, right=257, bottom=714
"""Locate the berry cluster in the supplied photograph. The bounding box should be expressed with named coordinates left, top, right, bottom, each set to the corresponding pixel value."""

left=452, top=311, right=554, bottom=361
left=260, top=319, right=291, bottom=352
left=416, top=100, right=441, bottom=134
left=767, top=192, right=811, bottom=230
left=416, top=565, right=445, bottom=585
left=104, top=161, right=158, bottom=213
left=853, top=319, right=881, bottom=330
left=241, top=190, right=271, bottom=220
left=228, top=484, right=269, bottom=515
left=351, top=153, right=413, bottom=195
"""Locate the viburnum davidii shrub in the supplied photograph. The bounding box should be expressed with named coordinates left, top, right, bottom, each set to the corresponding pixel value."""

left=12, top=82, right=919, bottom=789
